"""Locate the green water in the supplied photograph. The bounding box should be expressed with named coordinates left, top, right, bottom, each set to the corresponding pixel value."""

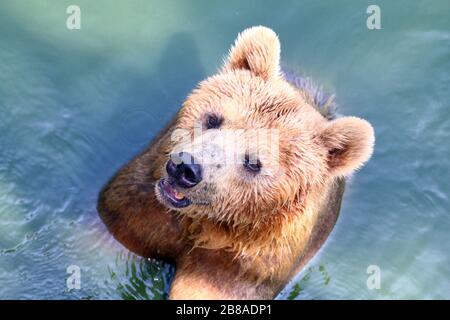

left=0, top=0, right=449, bottom=299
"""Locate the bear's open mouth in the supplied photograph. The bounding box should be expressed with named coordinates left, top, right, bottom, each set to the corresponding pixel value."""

left=157, top=178, right=192, bottom=208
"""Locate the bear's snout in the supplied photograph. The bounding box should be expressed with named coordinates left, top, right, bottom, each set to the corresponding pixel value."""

left=167, top=152, right=203, bottom=188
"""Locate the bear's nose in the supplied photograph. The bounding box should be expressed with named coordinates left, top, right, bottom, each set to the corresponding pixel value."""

left=166, top=152, right=202, bottom=188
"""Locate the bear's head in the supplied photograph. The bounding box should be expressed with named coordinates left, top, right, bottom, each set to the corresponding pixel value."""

left=155, top=26, right=374, bottom=231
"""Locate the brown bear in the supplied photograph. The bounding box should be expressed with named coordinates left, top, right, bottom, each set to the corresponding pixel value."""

left=97, top=26, right=374, bottom=299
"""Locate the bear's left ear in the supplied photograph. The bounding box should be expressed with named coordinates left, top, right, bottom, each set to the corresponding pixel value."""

left=222, top=26, right=281, bottom=80
left=320, top=117, right=375, bottom=177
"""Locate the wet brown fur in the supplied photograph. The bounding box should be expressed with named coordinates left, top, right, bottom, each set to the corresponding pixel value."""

left=98, top=26, right=374, bottom=299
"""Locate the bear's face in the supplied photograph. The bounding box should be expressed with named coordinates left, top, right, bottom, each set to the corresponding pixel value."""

left=154, top=27, right=374, bottom=227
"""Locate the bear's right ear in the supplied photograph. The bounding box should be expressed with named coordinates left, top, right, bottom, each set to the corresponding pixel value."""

left=222, top=26, right=281, bottom=80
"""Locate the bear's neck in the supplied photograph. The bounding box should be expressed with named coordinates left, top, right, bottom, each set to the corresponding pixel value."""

left=182, top=178, right=343, bottom=282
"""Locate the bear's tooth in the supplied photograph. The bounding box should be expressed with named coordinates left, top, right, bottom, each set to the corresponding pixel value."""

left=173, top=189, right=185, bottom=200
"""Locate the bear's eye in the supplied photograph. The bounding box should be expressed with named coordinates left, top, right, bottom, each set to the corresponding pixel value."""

left=205, top=114, right=223, bottom=129
left=243, top=153, right=262, bottom=173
